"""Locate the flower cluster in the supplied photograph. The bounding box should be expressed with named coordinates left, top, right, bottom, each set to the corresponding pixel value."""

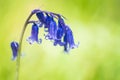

left=10, top=9, right=79, bottom=60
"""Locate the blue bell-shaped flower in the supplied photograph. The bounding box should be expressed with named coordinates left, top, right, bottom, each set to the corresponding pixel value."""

left=63, top=26, right=79, bottom=52
left=53, top=18, right=65, bottom=46
left=27, top=23, right=42, bottom=44
left=36, top=11, right=46, bottom=24
left=44, top=14, right=57, bottom=40
left=11, top=41, right=19, bottom=60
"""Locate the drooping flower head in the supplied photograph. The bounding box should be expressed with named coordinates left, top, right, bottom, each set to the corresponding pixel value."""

left=27, top=23, right=42, bottom=44
left=36, top=10, right=79, bottom=52
left=11, top=41, right=19, bottom=60
left=10, top=9, right=79, bottom=60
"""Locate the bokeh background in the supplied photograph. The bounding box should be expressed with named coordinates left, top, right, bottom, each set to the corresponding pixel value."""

left=0, top=0, right=120, bottom=80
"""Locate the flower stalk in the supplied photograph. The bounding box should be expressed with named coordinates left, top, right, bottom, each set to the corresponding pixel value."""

left=16, top=12, right=34, bottom=80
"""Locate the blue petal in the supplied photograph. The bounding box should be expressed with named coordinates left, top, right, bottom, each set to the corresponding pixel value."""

left=11, top=41, right=19, bottom=60
left=44, top=13, right=54, bottom=32
left=63, top=26, right=79, bottom=52
left=56, top=26, right=64, bottom=39
left=63, top=31, right=69, bottom=52
left=64, top=43, right=69, bottom=52
left=44, top=13, right=52, bottom=28
left=53, top=17, right=65, bottom=46
left=36, top=11, right=46, bottom=23
left=54, top=39, right=64, bottom=46
left=58, top=18, right=65, bottom=27
left=53, top=27, right=64, bottom=46
left=58, top=18, right=66, bottom=31
left=44, top=14, right=57, bottom=40
left=56, top=17, right=66, bottom=39
left=27, top=23, right=42, bottom=44
left=48, top=19, right=57, bottom=39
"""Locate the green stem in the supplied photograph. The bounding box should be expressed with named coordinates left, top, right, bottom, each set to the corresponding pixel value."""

left=15, top=12, right=34, bottom=80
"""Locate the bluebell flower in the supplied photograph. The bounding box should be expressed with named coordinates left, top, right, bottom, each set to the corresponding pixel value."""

left=36, top=11, right=46, bottom=24
left=56, top=17, right=66, bottom=38
left=58, top=18, right=65, bottom=28
left=48, top=18, right=57, bottom=40
left=53, top=28, right=64, bottom=46
left=11, top=41, right=19, bottom=60
left=44, top=13, right=52, bottom=29
left=63, top=26, right=79, bottom=52
left=44, top=14, right=57, bottom=40
left=53, top=18, right=65, bottom=46
left=27, top=23, right=42, bottom=44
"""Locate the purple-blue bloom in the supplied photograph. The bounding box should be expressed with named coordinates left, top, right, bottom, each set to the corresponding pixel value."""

left=57, top=18, right=65, bottom=38
left=27, top=23, right=42, bottom=44
left=47, top=18, right=57, bottom=40
left=58, top=18, right=65, bottom=28
left=44, top=13, right=52, bottom=29
left=36, top=11, right=46, bottom=24
left=63, top=26, right=79, bottom=52
left=53, top=27, right=64, bottom=46
left=11, top=41, right=19, bottom=60
left=10, top=9, right=79, bottom=60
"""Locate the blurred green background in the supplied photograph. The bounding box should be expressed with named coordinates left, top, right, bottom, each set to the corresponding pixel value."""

left=0, top=0, right=120, bottom=80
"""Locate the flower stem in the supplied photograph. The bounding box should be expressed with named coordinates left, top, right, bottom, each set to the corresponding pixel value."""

left=15, top=12, right=34, bottom=80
